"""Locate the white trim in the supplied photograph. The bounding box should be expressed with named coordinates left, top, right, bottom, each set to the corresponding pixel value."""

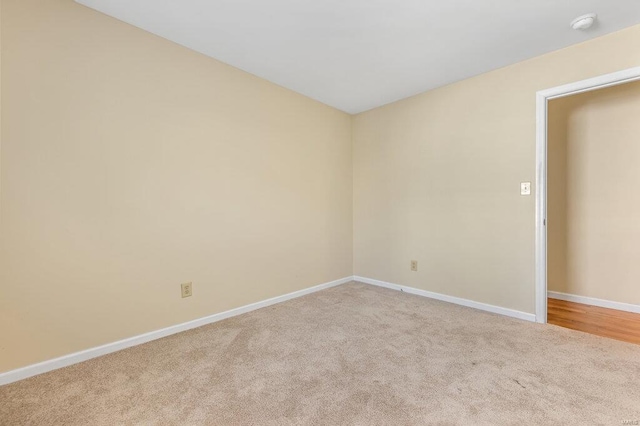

left=548, top=291, right=640, bottom=315
left=537, top=67, right=640, bottom=101
left=355, top=276, right=536, bottom=322
left=0, top=276, right=353, bottom=386
left=535, top=66, right=640, bottom=324
left=535, top=90, right=548, bottom=324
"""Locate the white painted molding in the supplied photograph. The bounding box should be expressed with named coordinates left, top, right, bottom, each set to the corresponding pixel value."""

left=0, top=276, right=353, bottom=386
left=535, top=65, right=640, bottom=324
left=548, top=291, right=640, bottom=315
left=535, top=89, right=548, bottom=324
left=537, top=66, right=640, bottom=101
left=355, top=276, right=536, bottom=322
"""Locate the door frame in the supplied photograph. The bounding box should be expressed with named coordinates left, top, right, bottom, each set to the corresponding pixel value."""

left=535, top=66, right=640, bottom=323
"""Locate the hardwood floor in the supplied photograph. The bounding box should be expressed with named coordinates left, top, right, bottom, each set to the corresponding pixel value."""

left=548, top=298, right=640, bottom=345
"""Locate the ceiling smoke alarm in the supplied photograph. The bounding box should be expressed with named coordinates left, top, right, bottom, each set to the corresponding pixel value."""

left=571, top=13, right=597, bottom=30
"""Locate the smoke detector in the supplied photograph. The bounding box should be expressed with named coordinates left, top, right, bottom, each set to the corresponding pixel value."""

left=571, top=13, right=597, bottom=30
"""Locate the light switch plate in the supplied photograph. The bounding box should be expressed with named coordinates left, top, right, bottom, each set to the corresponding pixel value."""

left=520, top=182, right=531, bottom=196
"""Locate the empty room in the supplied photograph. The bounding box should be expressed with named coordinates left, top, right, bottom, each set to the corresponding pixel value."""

left=1, top=1, right=640, bottom=424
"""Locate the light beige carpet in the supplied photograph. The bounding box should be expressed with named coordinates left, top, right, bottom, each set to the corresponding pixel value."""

left=2, top=282, right=640, bottom=425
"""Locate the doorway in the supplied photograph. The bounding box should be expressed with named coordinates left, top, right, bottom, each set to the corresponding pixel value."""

left=536, top=66, right=640, bottom=343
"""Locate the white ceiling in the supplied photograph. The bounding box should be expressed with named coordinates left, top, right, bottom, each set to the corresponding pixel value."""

left=75, top=0, right=640, bottom=114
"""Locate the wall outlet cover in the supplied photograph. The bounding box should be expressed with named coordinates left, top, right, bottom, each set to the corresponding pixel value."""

left=181, top=282, right=193, bottom=298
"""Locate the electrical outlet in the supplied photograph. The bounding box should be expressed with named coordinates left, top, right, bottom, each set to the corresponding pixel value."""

left=181, top=282, right=193, bottom=298
left=411, top=260, right=418, bottom=272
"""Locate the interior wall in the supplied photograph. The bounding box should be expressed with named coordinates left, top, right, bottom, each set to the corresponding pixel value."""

left=0, top=0, right=353, bottom=373
left=352, top=24, right=640, bottom=314
left=548, top=80, right=640, bottom=305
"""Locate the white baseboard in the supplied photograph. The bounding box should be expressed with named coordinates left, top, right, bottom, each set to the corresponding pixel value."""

left=548, top=291, right=640, bottom=314
left=1, top=275, right=539, bottom=386
left=355, top=276, right=537, bottom=322
left=0, top=276, right=353, bottom=386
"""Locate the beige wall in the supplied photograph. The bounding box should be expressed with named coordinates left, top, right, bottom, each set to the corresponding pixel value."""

left=548, top=81, right=640, bottom=305
left=353, top=24, right=640, bottom=314
left=0, top=0, right=353, bottom=372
